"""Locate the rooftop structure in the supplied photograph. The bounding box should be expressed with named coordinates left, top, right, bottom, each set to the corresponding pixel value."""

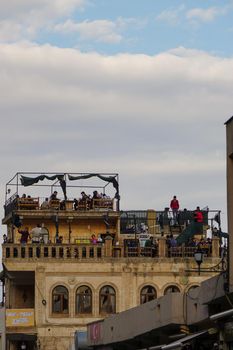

left=1, top=172, right=223, bottom=350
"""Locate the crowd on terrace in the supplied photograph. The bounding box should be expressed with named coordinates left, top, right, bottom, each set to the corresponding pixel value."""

left=14, top=189, right=114, bottom=211
left=2, top=192, right=225, bottom=259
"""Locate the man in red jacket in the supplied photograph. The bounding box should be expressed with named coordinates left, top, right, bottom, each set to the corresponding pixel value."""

left=194, top=206, right=203, bottom=223
left=170, top=195, right=179, bottom=224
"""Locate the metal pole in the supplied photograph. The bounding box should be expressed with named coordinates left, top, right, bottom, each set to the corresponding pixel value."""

left=55, top=214, right=59, bottom=243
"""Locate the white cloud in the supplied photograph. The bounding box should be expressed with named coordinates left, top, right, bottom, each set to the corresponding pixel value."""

left=0, top=43, right=229, bottom=228
left=53, top=17, right=144, bottom=44
left=0, top=0, right=87, bottom=42
left=156, top=5, right=185, bottom=25
left=54, top=19, right=122, bottom=43
left=186, top=6, right=226, bottom=23
left=157, top=5, right=229, bottom=26
left=0, top=0, right=86, bottom=19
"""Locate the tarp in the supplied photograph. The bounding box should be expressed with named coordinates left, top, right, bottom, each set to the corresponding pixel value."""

left=20, top=174, right=64, bottom=186
left=20, top=174, right=67, bottom=199
left=20, top=173, right=119, bottom=199
left=68, top=173, right=119, bottom=197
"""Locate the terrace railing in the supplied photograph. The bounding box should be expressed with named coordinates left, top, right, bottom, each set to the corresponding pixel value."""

left=2, top=238, right=220, bottom=261
left=3, top=243, right=104, bottom=260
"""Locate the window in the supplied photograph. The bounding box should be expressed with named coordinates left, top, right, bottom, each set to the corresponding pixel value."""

left=52, top=286, right=69, bottom=314
left=76, top=286, right=92, bottom=314
left=140, top=285, right=157, bottom=304
left=99, top=286, right=116, bottom=314
left=187, top=285, right=199, bottom=293
left=164, top=285, right=180, bottom=295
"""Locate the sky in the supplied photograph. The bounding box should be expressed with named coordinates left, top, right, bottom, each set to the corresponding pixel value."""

left=0, top=0, right=233, bottom=231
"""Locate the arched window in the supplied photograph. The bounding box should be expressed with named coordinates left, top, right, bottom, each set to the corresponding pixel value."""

left=140, top=285, right=157, bottom=304
left=76, top=285, right=92, bottom=314
left=99, top=286, right=116, bottom=314
left=52, top=286, right=69, bottom=314
left=187, top=285, right=199, bottom=293
left=164, top=285, right=180, bottom=295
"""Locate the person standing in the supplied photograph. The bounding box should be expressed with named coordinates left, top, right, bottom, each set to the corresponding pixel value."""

left=18, top=227, right=30, bottom=244
left=170, top=196, right=180, bottom=224
left=194, top=206, right=203, bottom=223
left=30, top=224, right=42, bottom=243
left=194, top=206, right=204, bottom=235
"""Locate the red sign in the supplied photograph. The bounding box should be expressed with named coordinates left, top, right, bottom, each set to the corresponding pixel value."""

left=90, top=322, right=102, bottom=342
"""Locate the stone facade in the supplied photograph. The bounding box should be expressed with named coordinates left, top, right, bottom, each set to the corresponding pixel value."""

left=2, top=173, right=222, bottom=350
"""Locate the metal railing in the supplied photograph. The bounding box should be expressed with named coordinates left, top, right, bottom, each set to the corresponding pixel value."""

left=168, top=246, right=212, bottom=258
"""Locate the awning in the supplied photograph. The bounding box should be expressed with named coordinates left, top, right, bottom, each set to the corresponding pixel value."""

left=149, top=330, right=208, bottom=350
left=6, top=333, right=37, bottom=341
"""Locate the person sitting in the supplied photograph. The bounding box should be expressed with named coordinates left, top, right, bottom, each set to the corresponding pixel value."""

left=92, top=191, right=101, bottom=209
left=60, top=200, right=65, bottom=210
left=73, top=198, right=78, bottom=210
left=170, top=234, right=177, bottom=247
left=22, top=194, right=26, bottom=199
left=91, top=234, right=97, bottom=244
left=41, top=198, right=49, bottom=209
left=92, top=191, right=100, bottom=199
left=50, top=191, right=58, bottom=200
left=79, top=192, right=91, bottom=210
left=145, top=236, right=154, bottom=248
left=144, top=236, right=157, bottom=257
left=57, top=236, right=63, bottom=244
left=18, top=227, right=30, bottom=244
left=80, top=191, right=88, bottom=200
left=30, top=224, right=41, bottom=244
left=97, top=234, right=103, bottom=243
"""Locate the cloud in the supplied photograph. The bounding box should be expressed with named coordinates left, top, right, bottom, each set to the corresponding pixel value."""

left=186, top=6, right=225, bottom=23
left=156, top=5, right=185, bottom=25
left=0, top=0, right=87, bottom=42
left=53, top=19, right=122, bottom=43
left=0, top=43, right=229, bottom=229
left=156, top=4, right=229, bottom=27
left=53, top=17, right=144, bottom=44
left=0, top=0, right=86, bottom=19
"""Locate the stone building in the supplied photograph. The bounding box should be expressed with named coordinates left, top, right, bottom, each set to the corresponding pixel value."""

left=1, top=172, right=221, bottom=349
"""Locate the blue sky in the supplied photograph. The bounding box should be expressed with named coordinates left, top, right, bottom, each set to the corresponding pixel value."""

left=0, top=0, right=232, bottom=231
left=31, top=0, right=233, bottom=55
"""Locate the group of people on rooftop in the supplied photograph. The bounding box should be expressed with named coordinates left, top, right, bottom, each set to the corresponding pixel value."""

left=158, top=196, right=204, bottom=230
left=74, top=190, right=111, bottom=210
left=20, top=190, right=112, bottom=211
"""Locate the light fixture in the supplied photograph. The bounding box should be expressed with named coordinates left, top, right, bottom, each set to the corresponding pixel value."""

left=21, top=342, right=26, bottom=350
left=194, top=250, right=204, bottom=275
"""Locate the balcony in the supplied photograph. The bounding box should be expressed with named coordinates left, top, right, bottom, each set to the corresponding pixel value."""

left=4, top=196, right=117, bottom=218
left=3, top=172, right=120, bottom=219
left=2, top=237, right=221, bottom=261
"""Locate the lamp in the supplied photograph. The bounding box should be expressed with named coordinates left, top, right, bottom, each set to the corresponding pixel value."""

left=194, top=250, right=204, bottom=275
left=21, top=342, right=26, bottom=350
